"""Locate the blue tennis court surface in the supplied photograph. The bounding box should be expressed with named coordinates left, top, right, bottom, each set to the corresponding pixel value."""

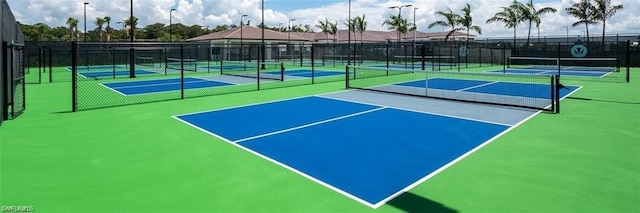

left=281, top=69, right=343, bottom=78
left=80, top=70, right=157, bottom=78
left=103, top=77, right=233, bottom=95
left=492, top=68, right=613, bottom=77
left=372, top=64, right=455, bottom=69
left=397, top=78, right=578, bottom=99
left=67, top=65, right=127, bottom=70
left=175, top=96, right=511, bottom=207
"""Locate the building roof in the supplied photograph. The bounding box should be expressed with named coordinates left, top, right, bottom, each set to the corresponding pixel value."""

left=187, top=25, right=310, bottom=42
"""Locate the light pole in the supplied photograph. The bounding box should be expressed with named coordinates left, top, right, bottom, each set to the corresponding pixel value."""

left=130, top=0, right=134, bottom=42
left=240, top=14, right=247, bottom=61
left=169, top=8, right=176, bottom=42
left=413, top=7, right=418, bottom=44
left=288, top=18, right=295, bottom=60
left=116, top=21, right=125, bottom=40
left=84, top=2, right=89, bottom=42
left=348, top=0, right=351, bottom=65
left=129, top=0, right=135, bottom=78
left=389, top=4, right=412, bottom=44
left=261, top=0, right=265, bottom=69
left=413, top=7, right=418, bottom=69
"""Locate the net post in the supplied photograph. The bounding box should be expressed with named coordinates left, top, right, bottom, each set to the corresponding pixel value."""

left=550, top=75, right=556, bottom=113
left=478, top=44, right=482, bottom=68
left=457, top=42, right=461, bottom=72
left=345, top=65, right=349, bottom=89
left=257, top=57, right=261, bottom=91
left=112, top=47, right=117, bottom=79
left=129, top=44, right=136, bottom=78
left=311, top=45, right=315, bottom=84
left=555, top=75, right=560, bottom=114
left=299, top=45, right=303, bottom=67
left=38, top=47, right=43, bottom=82
left=626, top=40, right=630, bottom=83
left=502, top=44, right=506, bottom=73
left=164, top=47, right=168, bottom=75
left=180, top=43, right=185, bottom=99
left=386, top=43, right=390, bottom=74
left=220, top=60, right=223, bottom=75
left=71, top=41, right=78, bottom=112
left=421, top=45, right=426, bottom=71
left=48, top=47, right=52, bottom=82
left=280, top=62, right=284, bottom=81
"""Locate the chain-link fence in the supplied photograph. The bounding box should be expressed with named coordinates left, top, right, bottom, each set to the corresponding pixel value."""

left=71, top=42, right=346, bottom=111
left=2, top=0, right=26, bottom=121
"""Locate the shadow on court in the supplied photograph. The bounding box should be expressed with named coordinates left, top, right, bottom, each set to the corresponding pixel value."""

left=388, top=192, right=458, bottom=213
left=567, top=96, right=640, bottom=105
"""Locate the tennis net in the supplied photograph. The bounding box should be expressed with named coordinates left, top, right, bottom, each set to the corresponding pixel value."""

left=165, top=58, right=198, bottom=72
left=508, top=57, right=619, bottom=73
left=220, top=61, right=284, bottom=81
left=136, top=56, right=156, bottom=67
left=347, top=65, right=560, bottom=112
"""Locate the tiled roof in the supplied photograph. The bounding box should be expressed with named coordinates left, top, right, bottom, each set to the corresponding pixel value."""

left=187, top=25, right=310, bottom=42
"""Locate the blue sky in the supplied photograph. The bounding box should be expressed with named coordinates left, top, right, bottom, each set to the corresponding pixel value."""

left=6, top=0, right=639, bottom=38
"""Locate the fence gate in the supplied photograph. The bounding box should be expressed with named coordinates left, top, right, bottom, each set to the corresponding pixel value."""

left=3, top=41, right=26, bottom=119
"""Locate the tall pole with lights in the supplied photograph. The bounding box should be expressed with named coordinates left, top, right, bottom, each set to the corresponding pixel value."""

left=288, top=18, right=295, bottom=60
left=413, top=7, right=418, bottom=44
left=241, top=14, right=247, bottom=61
left=129, top=0, right=135, bottom=78
left=84, top=2, right=89, bottom=42
left=170, top=8, right=176, bottom=42
left=261, top=0, right=265, bottom=69
left=348, top=0, right=351, bottom=65
left=130, top=0, right=134, bottom=42
left=389, top=4, right=412, bottom=44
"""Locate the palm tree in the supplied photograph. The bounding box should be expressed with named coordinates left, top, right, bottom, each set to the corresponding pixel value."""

left=522, top=0, right=556, bottom=45
left=329, top=21, right=338, bottom=42
left=355, top=14, right=367, bottom=46
left=104, top=16, right=112, bottom=42
left=66, top=17, right=79, bottom=41
left=316, top=19, right=331, bottom=43
left=345, top=17, right=357, bottom=44
left=354, top=14, right=367, bottom=64
left=428, top=8, right=462, bottom=44
left=487, top=1, right=524, bottom=48
left=95, top=17, right=106, bottom=41
left=125, top=16, right=139, bottom=41
left=459, top=3, right=483, bottom=43
left=593, top=0, right=623, bottom=45
left=382, top=14, right=410, bottom=43
left=565, top=0, right=597, bottom=42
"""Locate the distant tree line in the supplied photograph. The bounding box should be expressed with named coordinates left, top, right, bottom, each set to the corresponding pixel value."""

left=18, top=17, right=316, bottom=42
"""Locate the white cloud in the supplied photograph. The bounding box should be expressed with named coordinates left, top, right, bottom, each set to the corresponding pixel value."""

left=5, top=0, right=639, bottom=38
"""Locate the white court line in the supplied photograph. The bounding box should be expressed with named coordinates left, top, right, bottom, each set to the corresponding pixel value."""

left=319, top=94, right=514, bottom=127
left=103, top=78, right=236, bottom=96
left=456, top=81, right=499, bottom=92
left=171, top=92, right=551, bottom=208
left=233, top=107, right=386, bottom=143
left=172, top=102, right=388, bottom=208
left=370, top=108, right=544, bottom=208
